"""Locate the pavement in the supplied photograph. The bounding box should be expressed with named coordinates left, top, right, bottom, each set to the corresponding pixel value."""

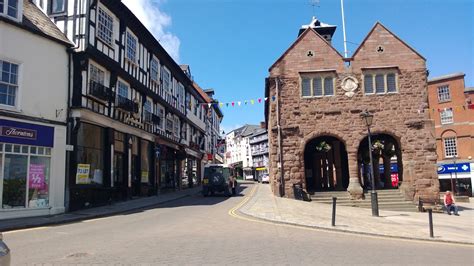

left=238, top=183, right=474, bottom=245
left=0, top=186, right=202, bottom=232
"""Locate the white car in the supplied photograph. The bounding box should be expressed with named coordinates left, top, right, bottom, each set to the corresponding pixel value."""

left=261, top=174, right=269, bottom=183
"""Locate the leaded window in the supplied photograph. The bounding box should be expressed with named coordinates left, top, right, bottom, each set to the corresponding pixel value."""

left=150, top=57, right=159, bottom=82
left=0, top=60, right=19, bottom=107
left=89, top=63, right=105, bottom=84
left=300, top=74, right=335, bottom=97
left=363, top=71, right=398, bottom=94
left=126, top=31, right=137, bottom=63
left=161, top=67, right=171, bottom=91
left=117, top=81, right=129, bottom=98
left=97, top=7, right=113, bottom=46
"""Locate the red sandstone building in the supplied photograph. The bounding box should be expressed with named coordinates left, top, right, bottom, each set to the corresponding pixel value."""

left=265, top=17, right=439, bottom=202
left=427, top=73, right=474, bottom=196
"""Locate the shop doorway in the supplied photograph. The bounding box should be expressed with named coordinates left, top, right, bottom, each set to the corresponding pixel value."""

left=304, top=136, right=350, bottom=192
left=357, top=134, right=403, bottom=190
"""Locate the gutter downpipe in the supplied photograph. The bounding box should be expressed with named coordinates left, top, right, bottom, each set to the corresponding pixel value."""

left=275, top=77, right=285, bottom=197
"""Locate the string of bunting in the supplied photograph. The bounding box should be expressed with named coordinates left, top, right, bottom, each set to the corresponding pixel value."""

left=190, top=96, right=277, bottom=109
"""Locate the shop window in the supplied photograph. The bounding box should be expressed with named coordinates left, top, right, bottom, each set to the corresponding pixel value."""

left=363, top=70, right=398, bottom=94
left=113, top=131, right=125, bottom=186
left=75, top=123, right=104, bottom=185
left=0, top=60, right=19, bottom=107
left=140, top=140, right=150, bottom=184
left=300, top=73, right=335, bottom=97
left=1, top=143, right=51, bottom=209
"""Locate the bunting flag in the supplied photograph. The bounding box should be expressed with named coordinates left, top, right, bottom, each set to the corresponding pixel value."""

left=251, top=99, right=255, bottom=105
left=258, top=98, right=262, bottom=103
left=192, top=95, right=282, bottom=109
left=232, top=102, right=235, bottom=107
left=244, top=100, right=248, bottom=105
left=238, top=101, right=241, bottom=106
left=220, top=103, right=224, bottom=107
left=208, top=103, right=211, bottom=108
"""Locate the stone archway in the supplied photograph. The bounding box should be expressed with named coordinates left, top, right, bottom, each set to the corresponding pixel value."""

left=357, top=133, right=403, bottom=190
left=304, top=136, right=350, bottom=192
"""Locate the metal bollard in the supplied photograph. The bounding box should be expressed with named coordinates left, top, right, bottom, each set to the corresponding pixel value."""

left=332, top=197, right=337, bottom=227
left=428, top=209, right=434, bottom=238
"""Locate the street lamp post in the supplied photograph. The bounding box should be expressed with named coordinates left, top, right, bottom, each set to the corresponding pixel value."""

left=360, top=111, right=379, bottom=217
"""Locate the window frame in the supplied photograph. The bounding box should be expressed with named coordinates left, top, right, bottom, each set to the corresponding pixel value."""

left=0, top=59, right=21, bottom=109
left=440, top=108, right=454, bottom=125
left=150, top=56, right=160, bottom=83
left=116, top=79, right=130, bottom=99
left=96, top=6, right=114, bottom=47
left=300, top=72, right=336, bottom=98
left=363, top=70, right=399, bottom=95
left=49, top=0, right=66, bottom=15
left=125, top=30, right=138, bottom=65
left=156, top=105, right=165, bottom=130
left=437, top=85, right=451, bottom=103
left=443, top=137, right=458, bottom=158
left=0, top=0, right=22, bottom=22
left=161, top=67, right=171, bottom=92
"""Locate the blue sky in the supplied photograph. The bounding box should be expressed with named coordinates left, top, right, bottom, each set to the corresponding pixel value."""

left=125, top=0, right=474, bottom=134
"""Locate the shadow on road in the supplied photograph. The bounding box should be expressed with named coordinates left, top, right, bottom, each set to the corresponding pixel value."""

left=120, top=183, right=252, bottom=216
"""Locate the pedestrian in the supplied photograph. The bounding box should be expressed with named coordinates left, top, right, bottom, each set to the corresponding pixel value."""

left=229, top=175, right=237, bottom=196
left=443, top=191, right=459, bottom=216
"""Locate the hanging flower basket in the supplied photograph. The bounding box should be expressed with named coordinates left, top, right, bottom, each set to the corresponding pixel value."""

left=316, top=141, right=331, bottom=152
left=372, top=140, right=384, bottom=151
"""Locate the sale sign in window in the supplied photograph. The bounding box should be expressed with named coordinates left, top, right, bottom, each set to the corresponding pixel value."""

left=29, top=164, right=46, bottom=190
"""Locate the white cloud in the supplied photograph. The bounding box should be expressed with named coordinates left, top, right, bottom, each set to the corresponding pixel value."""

left=123, top=0, right=180, bottom=62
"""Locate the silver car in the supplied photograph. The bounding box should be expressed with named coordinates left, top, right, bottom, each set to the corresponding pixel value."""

left=0, top=232, right=10, bottom=266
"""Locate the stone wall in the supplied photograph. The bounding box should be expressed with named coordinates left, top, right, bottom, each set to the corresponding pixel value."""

left=267, top=23, right=439, bottom=202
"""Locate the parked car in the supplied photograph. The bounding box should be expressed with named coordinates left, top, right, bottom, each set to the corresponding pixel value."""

left=0, top=232, right=11, bottom=266
left=261, top=174, right=270, bottom=183
left=202, top=164, right=232, bottom=197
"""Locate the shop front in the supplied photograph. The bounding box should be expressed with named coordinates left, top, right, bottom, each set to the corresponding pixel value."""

left=156, top=140, right=185, bottom=193
left=69, top=122, right=156, bottom=211
left=437, top=162, right=473, bottom=197
left=0, top=118, right=66, bottom=220
left=182, top=148, right=203, bottom=189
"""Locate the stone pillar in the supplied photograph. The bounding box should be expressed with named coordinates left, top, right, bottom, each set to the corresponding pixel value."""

left=347, top=151, right=364, bottom=199
left=333, top=141, right=343, bottom=190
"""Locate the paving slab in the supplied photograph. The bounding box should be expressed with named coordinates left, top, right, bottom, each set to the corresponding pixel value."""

left=239, top=184, right=474, bottom=245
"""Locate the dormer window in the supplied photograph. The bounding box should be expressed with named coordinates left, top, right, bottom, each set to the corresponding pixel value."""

left=1, top=0, right=22, bottom=21
left=50, top=0, right=65, bottom=14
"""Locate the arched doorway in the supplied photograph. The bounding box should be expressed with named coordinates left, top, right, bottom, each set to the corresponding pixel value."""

left=357, top=134, right=403, bottom=190
left=304, top=136, right=350, bottom=192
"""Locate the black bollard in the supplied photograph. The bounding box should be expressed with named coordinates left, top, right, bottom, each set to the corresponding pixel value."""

left=332, top=197, right=337, bottom=227
left=428, top=209, right=434, bottom=238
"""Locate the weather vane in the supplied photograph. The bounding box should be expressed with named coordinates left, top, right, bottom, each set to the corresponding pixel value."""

left=309, top=0, right=320, bottom=16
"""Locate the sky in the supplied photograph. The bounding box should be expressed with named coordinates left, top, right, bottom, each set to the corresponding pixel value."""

left=123, top=0, right=474, bottom=134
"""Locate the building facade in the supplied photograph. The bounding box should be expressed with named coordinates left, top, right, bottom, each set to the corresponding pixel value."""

left=225, top=125, right=259, bottom=179
left=32, top=0, right=221, bottom=210
left=250, top=125, right=269, bottom=180
left=265, top=18, right=439, bottom=202
left=427, top=73, right=474, bottom=196
left=0, top=0, right=72, bottom=219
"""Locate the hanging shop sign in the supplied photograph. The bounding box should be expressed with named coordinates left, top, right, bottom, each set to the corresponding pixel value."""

left=0, top=119, right=54, bottom=147
left=207, top=154, right=213, bottom=161
left=437, top=163, right=471, bottom=174
left=76, top=164, right=91, bottom=184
